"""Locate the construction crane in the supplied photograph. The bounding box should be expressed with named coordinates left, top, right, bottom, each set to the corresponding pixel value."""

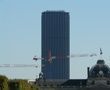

left=33, top=50, right=56, bottom=63
left=0, top=64, right=38, bottom=68
left=33, top=56, right=56, bottom=63
left=67, top=53, right=97, bottom=58
left=33, top=51, right=97, bottom=63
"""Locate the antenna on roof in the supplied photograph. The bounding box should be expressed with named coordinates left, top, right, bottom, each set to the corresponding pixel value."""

left=100, top=48, right=103, bottom=55
left=99, top=48, right=103, bottom=60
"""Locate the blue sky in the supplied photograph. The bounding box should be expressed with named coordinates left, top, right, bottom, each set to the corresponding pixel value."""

left=0, top=0, right=110, bottom=79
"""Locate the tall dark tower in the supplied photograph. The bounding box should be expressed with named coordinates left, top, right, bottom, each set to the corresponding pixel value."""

left=41, top=11, right=70, bottom=79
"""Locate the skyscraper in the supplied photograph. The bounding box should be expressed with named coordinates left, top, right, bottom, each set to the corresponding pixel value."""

left=41, top=11, right=70, bottom=79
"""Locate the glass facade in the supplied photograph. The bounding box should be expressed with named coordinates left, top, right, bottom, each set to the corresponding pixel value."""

left=41, top=11, right=70, bottom=79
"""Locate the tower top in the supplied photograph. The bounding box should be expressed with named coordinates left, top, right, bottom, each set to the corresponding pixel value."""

left=42, top=10, right=69, bottom=14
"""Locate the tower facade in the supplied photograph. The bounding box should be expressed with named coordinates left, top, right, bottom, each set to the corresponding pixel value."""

left=41, top=11, right=70, bottom=79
